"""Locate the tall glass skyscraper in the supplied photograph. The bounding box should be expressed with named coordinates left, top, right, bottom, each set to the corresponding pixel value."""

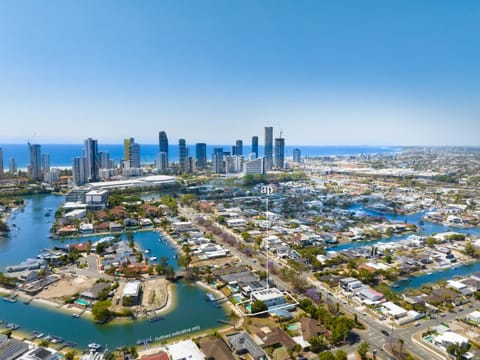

left=159, top=131, right=169, bottom=168
left=264, top=126, right=273, bottom=170
left=195, top=143, right=207, bottom=169
left=251, top=136, right=258, bottom=158
left=233, top=140, right=243, bottom=156
left=178, top=139, right=187, bottom=172
left=9, top=158, right=16, bottom=175
left=293, top=148, right=301, bottom=163
left=41, top=153, right=50, bottom=174
left=129, top=141, right=141, bottom=168
left=274, top=137, right=285, bottom=169
left=72, top=156, right=87, bottom=186
left=84, top=138, right=99, bottom=182
left=28, top=143, right=42, bottom=180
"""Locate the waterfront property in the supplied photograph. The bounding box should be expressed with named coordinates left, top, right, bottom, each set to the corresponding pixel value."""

left=0, top=194, right=228, bottom=349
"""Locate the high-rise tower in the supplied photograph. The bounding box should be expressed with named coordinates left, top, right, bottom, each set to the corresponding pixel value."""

left=84, top=138, right=99, bottom=182
left=124, top=138, right=133, bottom=161
left=178, top=139, right=187, bottom=172
left=274, top=137, right=285, bottom=169
left=72, top=157, right=87, bottom=186
left=251, top=136, right=258, bottom=158
left=233, top=140, right=243, bottom=156
left=41, top=153, right=50, bottom=174
left=129, top=140, right=141, bottom=168
left=9, top=158, right=16, bottom=174
left=264, top=127, right=273, bottom=170
left=212, top=148, right=225, bottom=174
left=159, top=131, right=169, bottom=168
left=293, top=148, right=301, bottom=163
left=195, top=143, right=207, bottom=170
left=28, top=143, right=42, bottom=180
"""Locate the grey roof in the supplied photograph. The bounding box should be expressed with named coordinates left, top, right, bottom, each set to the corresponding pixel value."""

left=0, top=336, right=29, bottom=360
left=226, top=332, right=267, bottom=360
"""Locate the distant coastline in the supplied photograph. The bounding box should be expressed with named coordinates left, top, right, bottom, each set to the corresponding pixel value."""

left=0, top=143, right=402, bottom=168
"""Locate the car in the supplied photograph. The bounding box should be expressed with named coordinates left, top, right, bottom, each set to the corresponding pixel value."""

left=414, top=322, right=420, bottom=326
left=440, top=313, right=447, bottom=317
left=381, top=330, right=390, bottom=336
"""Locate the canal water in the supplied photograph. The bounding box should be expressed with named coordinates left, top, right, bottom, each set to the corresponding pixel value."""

left=1, top=194, right=227, bottom=348
left=327, top=205, right=480, bottom=291
left=393, top=262, right=480, bottom=292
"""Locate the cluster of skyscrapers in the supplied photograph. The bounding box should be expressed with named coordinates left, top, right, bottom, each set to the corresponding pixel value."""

left=72, top=138, right=117, bottom=185
left=0, top=125, right=302, bottom=185
left=0, top=143, right=52, bottom=181
left=153, top=126, right=294, bottom=176
left=26, top=143, right=51, bottom=181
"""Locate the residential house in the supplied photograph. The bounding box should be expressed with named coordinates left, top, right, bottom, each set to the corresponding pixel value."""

left=199, top=336, right=235, bottom=360
left=226, top=332, right=267, bottom=360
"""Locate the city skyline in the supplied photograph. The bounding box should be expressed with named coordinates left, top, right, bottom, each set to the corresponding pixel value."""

left=0, top=1, right=479, bottom=146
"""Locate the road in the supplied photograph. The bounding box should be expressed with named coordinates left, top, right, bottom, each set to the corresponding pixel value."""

left=69, top=254, right=115, bottom=281
left=180, top=206, right=469, bottom=359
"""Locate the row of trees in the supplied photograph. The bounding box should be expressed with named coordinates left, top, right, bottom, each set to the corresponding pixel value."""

left=298, top=298, right=355, bottom=348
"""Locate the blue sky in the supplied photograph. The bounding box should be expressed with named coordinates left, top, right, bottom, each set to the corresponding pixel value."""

left=0, top=0, right=479, bottom=145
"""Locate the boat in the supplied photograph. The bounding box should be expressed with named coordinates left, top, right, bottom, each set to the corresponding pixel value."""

left=426, top=272, right=433, bottom=275
left=2, top=297, right=17, bottom=303
left=206, top=293, right=217, bottom=302
left=149, top=316, right=163, bottom=322
left=6, top=323, right=19, bottom=330
left=72, top=314, right=80, bottom=318
left=144, top=249, right=151, bottom=254
left=88, top=343, right=102, bottom=351
left=148, top=256, right=157, bottom=262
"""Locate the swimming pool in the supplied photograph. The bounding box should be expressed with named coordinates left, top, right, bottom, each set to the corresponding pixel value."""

left=75, top=299, right=90, bottom=306
left=424, top=335, right=434, bottom=342
left=287, top=323, right=299, bottom=331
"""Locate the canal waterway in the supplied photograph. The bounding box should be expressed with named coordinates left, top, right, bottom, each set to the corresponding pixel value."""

left=1, top=194, right=227, bottom=348
left=327, top=205, right=480, bottom=290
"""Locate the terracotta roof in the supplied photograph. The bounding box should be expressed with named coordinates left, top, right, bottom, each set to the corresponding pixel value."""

left=140, top=352, right=169, bottom=360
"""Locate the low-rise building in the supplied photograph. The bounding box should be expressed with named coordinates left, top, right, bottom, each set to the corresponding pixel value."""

left=251, top=288, right=286, bottom=308
left=122, top=281, right=142, bottom=305
left=381, top=301, right=408, bottom=319
left=85, top=189, right=109, bottom=210
left=166, top=340, right=205, bottom=360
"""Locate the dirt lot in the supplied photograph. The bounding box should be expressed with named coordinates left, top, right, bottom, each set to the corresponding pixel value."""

left=110, top=278, right=170, bottom=315
left=37, top=275, right=96, bottom=302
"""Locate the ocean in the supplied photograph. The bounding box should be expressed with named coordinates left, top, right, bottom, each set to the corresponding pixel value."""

left=0, top=143, right=401, bottom=168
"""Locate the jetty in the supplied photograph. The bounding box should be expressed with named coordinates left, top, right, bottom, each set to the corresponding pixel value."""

left=148, top=310, right=163, bottom=322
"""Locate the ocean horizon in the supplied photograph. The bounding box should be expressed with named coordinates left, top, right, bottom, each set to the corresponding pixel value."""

left=0, top=144, right=402, bottom=168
